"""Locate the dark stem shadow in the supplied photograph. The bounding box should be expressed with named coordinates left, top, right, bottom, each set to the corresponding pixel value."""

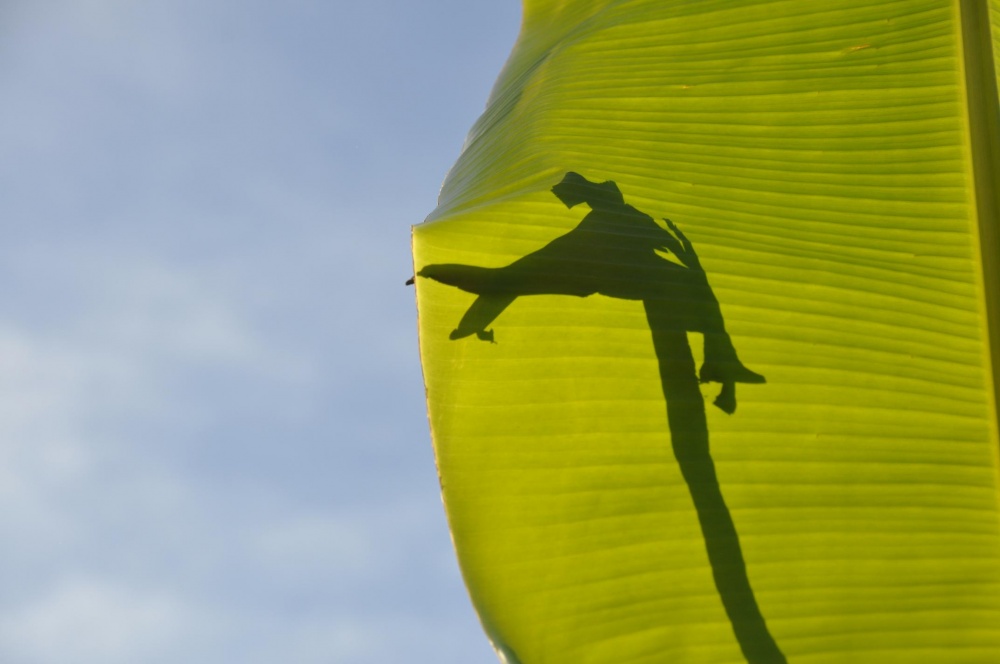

left=646, top=304, right=785, bottom=663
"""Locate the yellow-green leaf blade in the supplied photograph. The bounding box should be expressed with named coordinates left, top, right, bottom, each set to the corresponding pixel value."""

left=414, top=2, right=1000, bottom=662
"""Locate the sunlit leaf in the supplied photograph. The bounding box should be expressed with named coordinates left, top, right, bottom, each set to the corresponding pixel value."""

left=413, top=1, right=1000, bottom=662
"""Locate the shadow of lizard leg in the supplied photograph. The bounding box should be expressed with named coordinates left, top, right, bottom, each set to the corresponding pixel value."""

left=450, top=293, right=518, bottom=341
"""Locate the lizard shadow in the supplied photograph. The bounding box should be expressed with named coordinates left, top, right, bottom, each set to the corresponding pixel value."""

left=414, top=172, right=785, bottom=663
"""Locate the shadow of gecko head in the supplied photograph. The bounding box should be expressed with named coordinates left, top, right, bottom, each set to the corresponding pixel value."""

left=551, top=171, right=625, bottom=210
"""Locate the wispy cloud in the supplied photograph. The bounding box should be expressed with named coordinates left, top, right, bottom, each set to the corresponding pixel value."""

left=0, top=0, right=519, bottom=661
left=0, top=577, right=219, bottom=664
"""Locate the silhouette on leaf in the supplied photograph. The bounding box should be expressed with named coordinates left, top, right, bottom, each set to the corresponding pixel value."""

left=413, top=173, right=784, bottom=663
left=417, top=171, right=764, bottom=413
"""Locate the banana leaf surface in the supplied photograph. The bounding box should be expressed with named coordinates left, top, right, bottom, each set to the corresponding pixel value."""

left=412, top=1, right=1000, bottom=662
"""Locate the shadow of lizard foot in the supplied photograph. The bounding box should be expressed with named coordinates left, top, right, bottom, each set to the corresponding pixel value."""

left=700, top=363, right=765, bottom=415
left=713, top=381, right=737, bottom=414
left=700, top=361, right=766, bottom=385
left=449, top=327, right=496, bottom=343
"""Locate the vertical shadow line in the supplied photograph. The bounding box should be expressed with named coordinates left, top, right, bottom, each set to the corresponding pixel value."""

left=645, top=303, right=786, bottom=664
left=959, top=0, right=1000, bottom=452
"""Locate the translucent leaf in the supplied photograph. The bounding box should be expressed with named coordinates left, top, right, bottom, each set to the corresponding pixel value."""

left=413, top=2, right=1000, bottom=662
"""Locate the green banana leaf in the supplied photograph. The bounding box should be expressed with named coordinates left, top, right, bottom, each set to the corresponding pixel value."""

left=411, top=1, right=1000, bottom=662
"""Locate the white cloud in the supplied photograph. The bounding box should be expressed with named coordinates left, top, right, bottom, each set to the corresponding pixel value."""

left=0, top=252, right=309, bottom=540
left=6, top=244, right=311, bottom=380
left=83, top=259, right=305, bottom=377
left=252, top=512, right=377, bottom=579
left=0, top=245, right=315, bottom=597
left=0, top=0, right=518, bottom=661
left=0, top=327, right=106, bottom=536
left=0, top=577, right=216, bottom=664
left=246, top=499, right=442, bottom=588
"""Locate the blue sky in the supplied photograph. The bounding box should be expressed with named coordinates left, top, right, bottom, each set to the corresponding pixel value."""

left=0, top=1, right=520, bottom=661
